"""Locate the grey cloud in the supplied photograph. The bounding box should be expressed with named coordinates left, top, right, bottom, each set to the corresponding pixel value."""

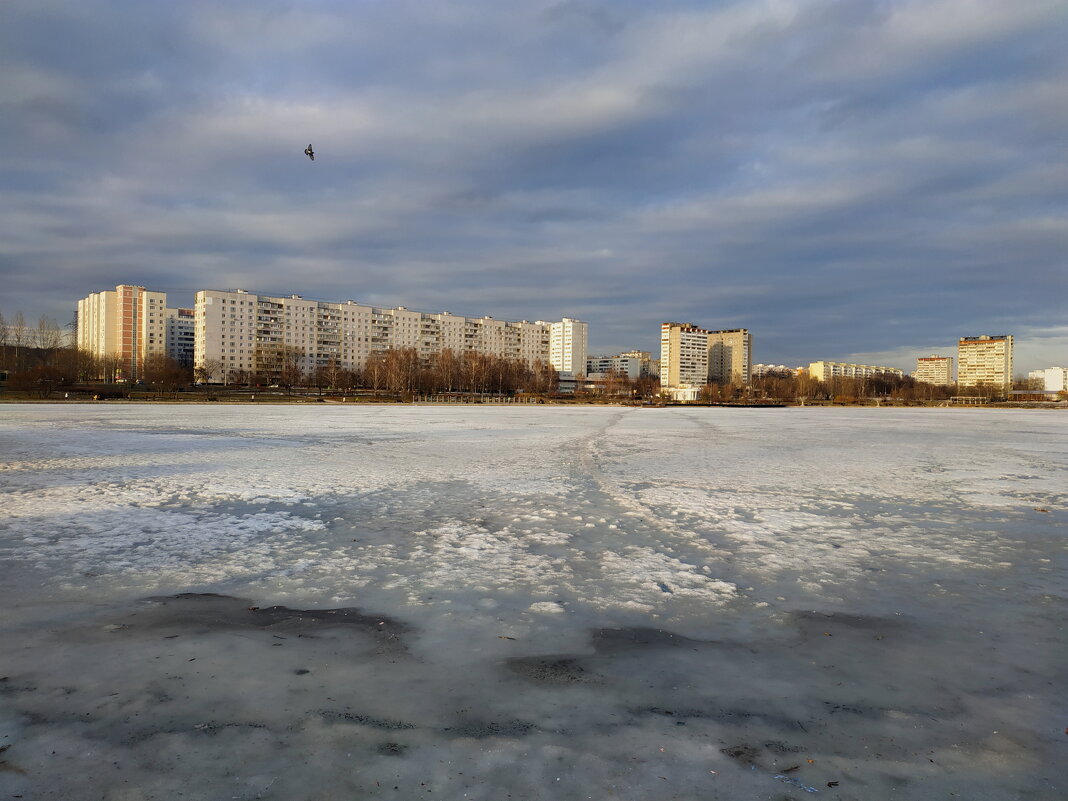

left=0, top=0, right=1065, bottom=371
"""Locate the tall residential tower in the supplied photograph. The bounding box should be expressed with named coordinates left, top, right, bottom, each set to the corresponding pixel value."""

left=957, top=335, right=1013, bottom=391
left=660, top=322, right=751, bottom=396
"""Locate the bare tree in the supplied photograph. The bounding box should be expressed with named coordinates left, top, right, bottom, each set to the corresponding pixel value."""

left=528, top=359, right=558, bottom=395
left=10, top=311, right=28, bottom=371
left=384, top=348, right=420, bottom=396
left=323, top=357, right=346, bottom=391
left=0, top=310, right=8, bottom=368
left=143, top=354, right=190, bottom=398
left=277, top=346, right=306, bottom=393
left=97, top=354, right=122, bottom=383
left=194, top=357, right=224, bottom=385
left=364, top=352, right=387, bottom=395
left=36, top=315, right=63, bottom=353
left=53, top=348, right=97, bottom=385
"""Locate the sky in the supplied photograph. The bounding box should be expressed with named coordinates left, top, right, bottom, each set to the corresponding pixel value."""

left=1, top=0, right=1065, bottom=371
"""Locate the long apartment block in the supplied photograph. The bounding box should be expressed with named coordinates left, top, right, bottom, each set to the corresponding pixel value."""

left=806, top=361, right=904, bottom=381
left=194, top=288, right=588, bottom=379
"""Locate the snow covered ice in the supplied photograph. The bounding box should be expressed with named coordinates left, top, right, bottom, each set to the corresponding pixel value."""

left=0, top=404, right=1064, bottom=799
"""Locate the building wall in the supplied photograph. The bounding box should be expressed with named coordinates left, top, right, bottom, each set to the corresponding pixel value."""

left=660, top=323, right=708, bottom=389
left=166, top=309, right=195, bottom=366
left=194, top=288, right=575, bottom=380
left=957, top=335, right=1013, bottom=389
left=549, top=318, right=588, bottom=378
left=76, top=290, right=118, bottom=357
left=707, top=329, right=751, bottom=384
left=914, top=355, right=954, bottom=385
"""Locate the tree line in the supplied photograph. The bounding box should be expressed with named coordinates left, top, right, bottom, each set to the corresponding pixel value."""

left=202, top=346, right=561, bottom=397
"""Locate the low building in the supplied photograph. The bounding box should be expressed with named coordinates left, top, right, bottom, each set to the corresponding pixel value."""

left=914, top=355, right=954, bottom=385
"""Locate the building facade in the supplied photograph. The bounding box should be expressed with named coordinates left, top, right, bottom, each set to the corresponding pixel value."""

left=76, top=285, right=188, bottom=380
left=914, top=355, right=954, bottom=385
left=549, top=318, right=589, bottom=379
left=193, top=288, right=584, bottom=381
left=165, top=308, right=196, bottom=366
left=806, top=361, right=905, bottom=382
left=957, top=335, right=1013, bottom=390
left=660, top=323, right=751, bottom=395
left=707, top=329, right=751, bottom=384
left=587, top=353, right=643, bottom=380
left=619, top=350, right=659, bottom=379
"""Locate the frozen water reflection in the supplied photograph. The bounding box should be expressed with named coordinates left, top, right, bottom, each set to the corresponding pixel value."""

left=0, top=404, right=1064, bottom=799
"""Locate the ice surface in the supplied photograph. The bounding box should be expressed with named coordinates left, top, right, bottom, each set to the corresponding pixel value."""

left=0, top=404, right=1064, bottom=799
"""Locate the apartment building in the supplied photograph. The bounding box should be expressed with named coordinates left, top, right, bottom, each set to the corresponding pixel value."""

left=806, top=361, right=904, bottom=382
left=1027, top=367, right=1067, bottom=393
left=549, top=318, right=589, bottom=379
left=660, top=323, right=751, bottom=395
left=76, top=285, right=187, bottom=380
left=620, top=350, right=659, bottom=379
left=165, top=308, right=195, bottom=366
left=587, top=353, right=643, bottom=380
left=752, top=364, right=797, bottom=378
left=194, top=288, right=584, bottom=380
left=957, top=335, right=1013, bottom=390
left=913, top=355, right=954, bottom=385
left=708, top=329, right=751, bottom=384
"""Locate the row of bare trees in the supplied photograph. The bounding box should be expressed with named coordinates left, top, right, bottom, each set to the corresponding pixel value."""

left=747, top=370, right=1015, bottom=403
left=1, top=346, right=194, bottom=398
left=199, top=347, right=561, bottom=396
left=0, top=311, right=69, bottom=372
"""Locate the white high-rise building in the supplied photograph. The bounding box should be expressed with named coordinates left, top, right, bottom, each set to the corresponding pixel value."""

left=549, top=318, right=588, bottom=379
left=194, top=288, right=582, bottom=381
left=957, top=335, right=1013, bottom=390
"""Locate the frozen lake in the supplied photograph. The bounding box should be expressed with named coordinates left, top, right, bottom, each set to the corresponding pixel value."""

left=1, top=404, right=1064, bottom=799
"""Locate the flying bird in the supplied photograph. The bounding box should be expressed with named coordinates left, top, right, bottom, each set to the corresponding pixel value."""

left=304, top=144, right=315, bottom=161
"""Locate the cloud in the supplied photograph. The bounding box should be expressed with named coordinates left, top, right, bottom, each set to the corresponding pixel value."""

left=0, top=0, right=1065, bottom=371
